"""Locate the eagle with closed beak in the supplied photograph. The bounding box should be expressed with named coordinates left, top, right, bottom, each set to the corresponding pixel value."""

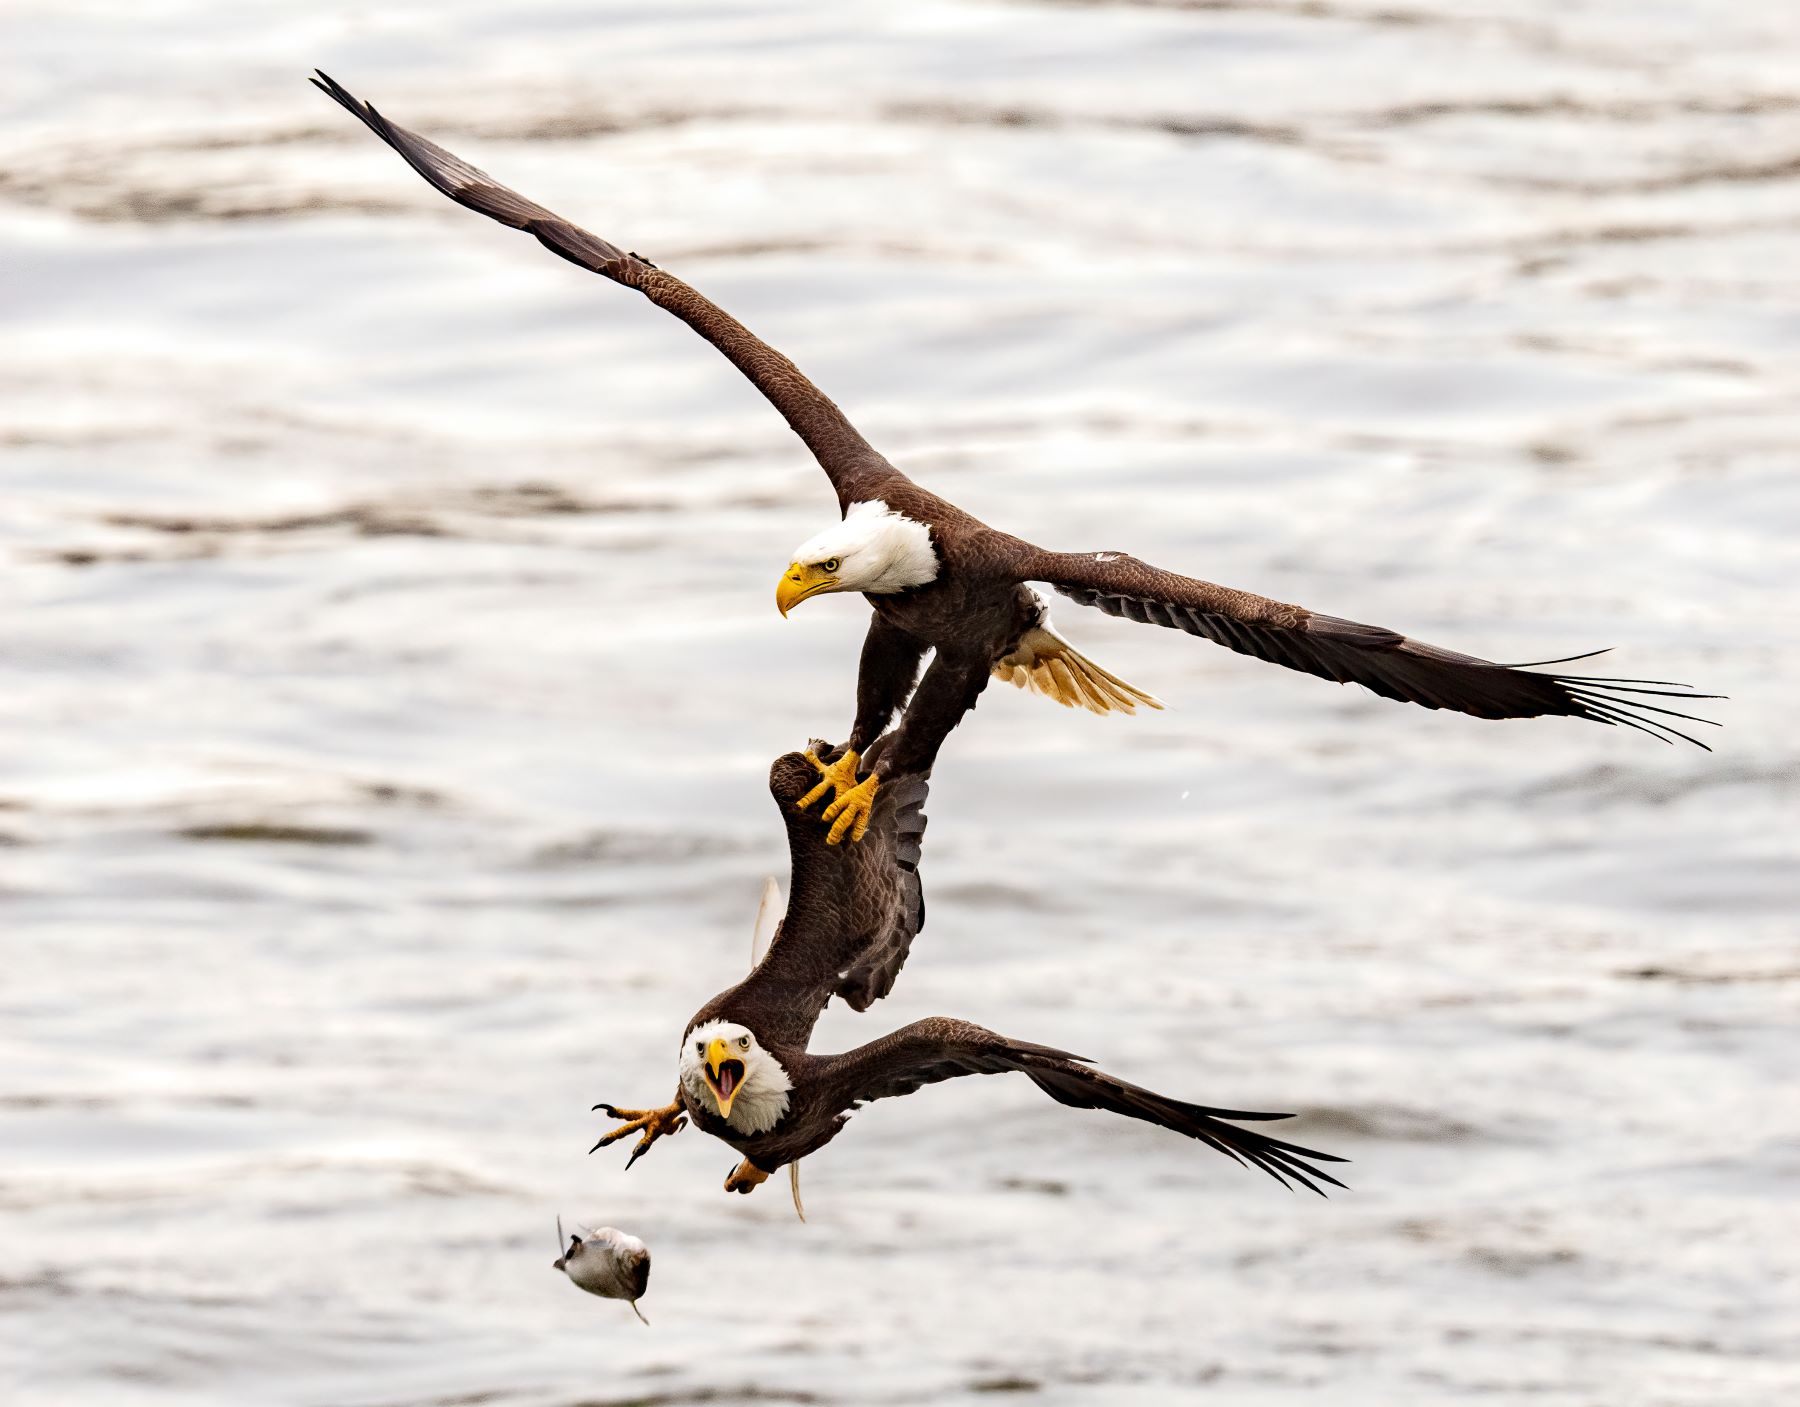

left=315, top=73, right=1720, bottom=848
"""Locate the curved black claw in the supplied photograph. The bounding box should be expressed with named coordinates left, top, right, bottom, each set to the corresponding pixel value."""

left=590, top=1099, right=687, bottom=1167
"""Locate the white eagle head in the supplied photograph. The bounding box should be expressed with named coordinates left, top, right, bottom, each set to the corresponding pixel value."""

left=678, top=1018, right=793, bottom=1135
left=776, top=500, right=938, bottom=615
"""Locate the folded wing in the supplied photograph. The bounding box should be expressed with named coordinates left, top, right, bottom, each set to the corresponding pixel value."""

left=717, top=749, right=930, bottom=1050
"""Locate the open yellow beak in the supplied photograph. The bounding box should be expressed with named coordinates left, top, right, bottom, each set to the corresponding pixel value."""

left=705, top=1037, right=746, bottom=1118
left=776, top=561, right=839, bottom=617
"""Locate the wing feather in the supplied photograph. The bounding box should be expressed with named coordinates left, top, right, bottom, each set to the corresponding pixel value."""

left=702, top=750, right=930, bottom=1051
left=311, top=72, right=899, bottom=508
left=1025, top=550, right=1720, bottom=746
left=825, top=1018, right=1347, bottom=1195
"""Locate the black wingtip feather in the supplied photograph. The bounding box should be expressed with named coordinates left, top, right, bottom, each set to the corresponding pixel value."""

left=1589, top=707, right=1676, bottom=746
left=311, top=70, right=353, bottom=109
left=1553, top=672, right=1717, bottom=691
left=1558, top=683, right=1718, bottom=749
left=1563, top=688, right=1720, bottom=729
left=311, top=70, right=381, bottom=136
left=1499, top=647, right=1616, bottom=669
left=1188, top=1106, right=1349, bottom=1196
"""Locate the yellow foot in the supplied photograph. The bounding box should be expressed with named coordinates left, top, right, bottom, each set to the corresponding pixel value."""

left=591, top=1098, right=687, bottom=1169
left=724, top=1158, right=771, bottom=1195
left=797, top=748, right=861, bottom=813
left=822, top=772, right=879, bottom=845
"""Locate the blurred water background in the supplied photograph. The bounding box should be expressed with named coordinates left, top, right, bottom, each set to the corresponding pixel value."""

left=3, top=2, right=1797, bottom=1403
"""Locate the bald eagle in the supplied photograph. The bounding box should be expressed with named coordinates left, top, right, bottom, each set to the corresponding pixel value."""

left=590, top=747, right=1347, bottom=1199
left=314, top=73, right=1720, bottom=846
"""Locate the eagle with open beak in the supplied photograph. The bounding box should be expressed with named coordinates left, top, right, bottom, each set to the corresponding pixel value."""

left=591, top=748, right=1347, bottom=1205
left=700, top=1033, right=748, bottom=1119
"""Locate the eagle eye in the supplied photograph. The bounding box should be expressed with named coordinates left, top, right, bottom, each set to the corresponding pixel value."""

left=738, top=1035, right=751, bottom=1050
left=822, top=557, right=839, bottom=572
left=694, top=1042, right=704, bottom=1055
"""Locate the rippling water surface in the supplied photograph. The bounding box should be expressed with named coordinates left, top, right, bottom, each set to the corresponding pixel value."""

left=4, top=3, right=1797, bottom=1403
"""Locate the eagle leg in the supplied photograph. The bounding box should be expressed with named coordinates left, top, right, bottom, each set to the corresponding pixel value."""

left=724, top=1158, right=771, bottom=1195
left=821, top=773, right=880, bottom=846
left=796, top=748, right=861, bottom=813
left=590, top=1096, right=687, bottom=1169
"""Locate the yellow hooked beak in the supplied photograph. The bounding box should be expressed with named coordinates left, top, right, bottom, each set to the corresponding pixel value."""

left=776, top=561, right=839, bottom=617
left=705, top=1037, right=747, bottom=1118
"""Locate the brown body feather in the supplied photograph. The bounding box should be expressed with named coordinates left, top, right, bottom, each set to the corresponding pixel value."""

left=669, top=753, right=1344, bottom=1193
left=687, top=745, right=930, bottom=1056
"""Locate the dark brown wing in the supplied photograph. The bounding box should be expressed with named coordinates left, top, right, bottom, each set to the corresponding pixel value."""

left=311, top=72, right=901, bottom=509
left=699, top=751, right=929, bottom=1051
left=822, top=1017, right=1347, bottom=1195
left=828, top=736, right=931, bottom=1010
left=1022, top=549, right=1720, bottom=747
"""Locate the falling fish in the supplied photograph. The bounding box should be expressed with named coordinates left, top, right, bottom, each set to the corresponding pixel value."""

left=553, top=1217, right=651, bottom=1324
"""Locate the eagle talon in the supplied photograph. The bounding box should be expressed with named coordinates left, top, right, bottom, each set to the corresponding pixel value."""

left=591, top=1098, right=687, bottom=1167
left=724, top=1159, right=770, bottom=1194
left=820, top=772, right=879, bottom=845
left=796, top=748, right=861, bottom=813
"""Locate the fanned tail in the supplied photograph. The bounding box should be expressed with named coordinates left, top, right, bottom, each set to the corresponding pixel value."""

left=995, top=624, right=1164, bottom=716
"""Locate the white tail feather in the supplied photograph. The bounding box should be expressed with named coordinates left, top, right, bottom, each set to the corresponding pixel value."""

left=994, top=625, right=1163, bottom=715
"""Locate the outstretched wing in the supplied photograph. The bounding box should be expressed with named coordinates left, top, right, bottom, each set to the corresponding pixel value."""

left=710, top=749, right=929, bottom=1050
left=311, top=72, right=901, bottom=509
left=824, top=1017, right=1347, bottom=1195
left=1023, top=549, right=1720, bottom=747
